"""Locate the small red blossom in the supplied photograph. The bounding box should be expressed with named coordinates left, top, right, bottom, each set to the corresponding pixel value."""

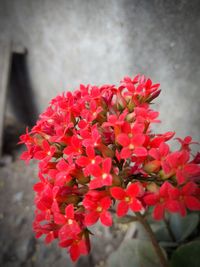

left=110, top=183, right=144, bottom=217
left=83, top=193, right=112, bottom=226
left=144, top=182, right=180, bottom=220
left=34, top=140, right=56, bottom=160
left=56, top=204, right=81, bottom=241
left=170, top=182, right=200, bottom=216
left=89, top=158, right=113, bottom=189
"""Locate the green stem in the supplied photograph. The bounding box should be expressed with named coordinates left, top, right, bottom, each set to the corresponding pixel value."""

left=135, top=212, right=169, bottom=267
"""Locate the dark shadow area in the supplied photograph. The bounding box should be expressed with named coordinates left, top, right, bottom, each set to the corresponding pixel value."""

left=8, top=52, right=39, bottom=126
left=3, top=52, right=39, bottom=156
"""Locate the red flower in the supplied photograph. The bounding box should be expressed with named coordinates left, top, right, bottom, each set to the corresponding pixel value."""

left=82, top=125, right=101, bottom=148
left=110, top=183, right=144, bottom=217
left=55, top=158, right=75, bottom=186
left=81, top=99, right=103, bottom=122
left=170, top=182, right=200, bottom=216
left=76, top=146, right=103, bottom=176
left=144, top=142, right=170, bottom=173
left=176, top=136, right=199, bottom=151
left=63, top=135, right=83, bottom=156
left=55, top=204, right=81, bottom=241
left=83, top=193, right=112, bottom=226
left=88, top=158, right=113, bottom=189
left=116, top=121, right=147, bottom=159
left=162, top=150, right=200, bottom=184
left=59, top=232, right=90, bottom=262
left=144, top=182, right=180, bottom=220
left=34, top=140, right=56, bottom=160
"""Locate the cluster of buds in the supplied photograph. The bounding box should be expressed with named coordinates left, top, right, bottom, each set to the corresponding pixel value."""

left=19, top=75, right=200, bottom=261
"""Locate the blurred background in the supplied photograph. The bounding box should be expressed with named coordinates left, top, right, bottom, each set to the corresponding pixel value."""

left=0, top=0, right=199, bottom=267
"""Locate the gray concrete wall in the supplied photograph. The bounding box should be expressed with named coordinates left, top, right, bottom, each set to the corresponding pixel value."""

left=0, top=0, right=200, bottom=140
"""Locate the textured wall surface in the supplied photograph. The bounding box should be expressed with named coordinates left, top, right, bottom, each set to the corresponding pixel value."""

left=0, top=0, right=200, bottom=140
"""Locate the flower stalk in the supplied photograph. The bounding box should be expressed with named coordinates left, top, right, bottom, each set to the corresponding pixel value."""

left=136, top=212, right=169, bottom=267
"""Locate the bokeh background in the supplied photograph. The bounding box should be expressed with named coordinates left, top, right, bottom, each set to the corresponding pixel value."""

left=0, top=1, right=199, bottom=267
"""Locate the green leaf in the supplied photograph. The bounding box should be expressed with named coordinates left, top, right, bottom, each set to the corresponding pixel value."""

left=169, top=213, right=199, bottom=241
left=170, top=241, right=200, bottom=267
left=107, top=239, right=165, bottom=267
left=152, top=222, right=172, bottom=242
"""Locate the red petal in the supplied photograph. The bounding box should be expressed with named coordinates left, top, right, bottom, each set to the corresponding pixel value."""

left=165, top=200, right=180, bottom=213
left=182, top=182, right=197, bottom=195
left=133, top=147, right=147, bottom=157
left=120, top=147, right=131, bottom=159
left=34, top=151, right=46, bottom=160
left=56, top=158, right=68, bottom=171
left=45, top=232, right=54, bottom=244
left=117, top=133, right=130, bottom=147
left=71, top=135, right=81, bottom=147
left=76, top=156, right=90, bottom=167
left=178, top=202, right=187, bottom=217
left=110, top=187, right=126, bottom=200
left=130, top=199, right=143, bottom=212
left=184, top=164, right=200, bottom=176
left=176, top=169, right=186, bottom=184
left=159, top=182, right=172, bottom=197
left=131, top=134, right=145, bottom=146
left=103, top=158, right=111, bottom=173
left=149, top=148, right=160, bottom=160
left=65, top=204, right=74, bottom=219
left=127, top=183, right=141, bottom=197
left=100, top=211, right=112, bottom=226
left=86, top=146, right=95, bottom=158
left=89, top=178, right=103, bottom=189
left=117, top=201, right=129, bottom=217
left=59, top=239, right=72, bottom=247
left=70, top=244, right=80, bottom=262
left=170, top=188, right=180, bottom=199
left=42, top=140, right=50, bottom=150
left=33, top=182, right=44, bottom=192
left=84, top=211, right=99, bottom=226
left=54, top=213, right=66, bottom=225
left=144, top=194, right=158, bottom=205
left=89, top=164, right=102, bottom=177
left=100, top=197, right=112, bottom=209
left=153, top=203, right=165, bottom=220
left=185, top=196, right=200, bottom=210
left=159, top=142, right=169, bottom=157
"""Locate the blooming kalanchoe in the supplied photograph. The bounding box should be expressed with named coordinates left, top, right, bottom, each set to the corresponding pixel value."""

left=19, top=74, right=200, bottom=261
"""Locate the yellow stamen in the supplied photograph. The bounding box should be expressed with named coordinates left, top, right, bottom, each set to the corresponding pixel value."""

left=96, top=206, right=103, bottom=212
left=68, top=219, right=73, bottom=225
left=129, top=144, right=134, bottom=150
left=102, top=173, right=107, bottom=179
left=125, top=196, right=130, bottom=202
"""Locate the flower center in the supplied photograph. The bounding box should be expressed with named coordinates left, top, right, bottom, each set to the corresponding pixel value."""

left=91, top=159, right=95, bottom=164
left=129, top=144, right=134, bottom=150
left=160, top=197, right=165, bottom=203
left=96, top=206, right=103, bottom=212
left=102, top=173, right=107, bottom=179
left=68, top=219, right=73, bottom=225
left=124, top=196, right=130, bottom=202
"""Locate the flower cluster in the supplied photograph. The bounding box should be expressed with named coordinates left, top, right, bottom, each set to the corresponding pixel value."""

left=20, top=75, right=200, bottom=261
